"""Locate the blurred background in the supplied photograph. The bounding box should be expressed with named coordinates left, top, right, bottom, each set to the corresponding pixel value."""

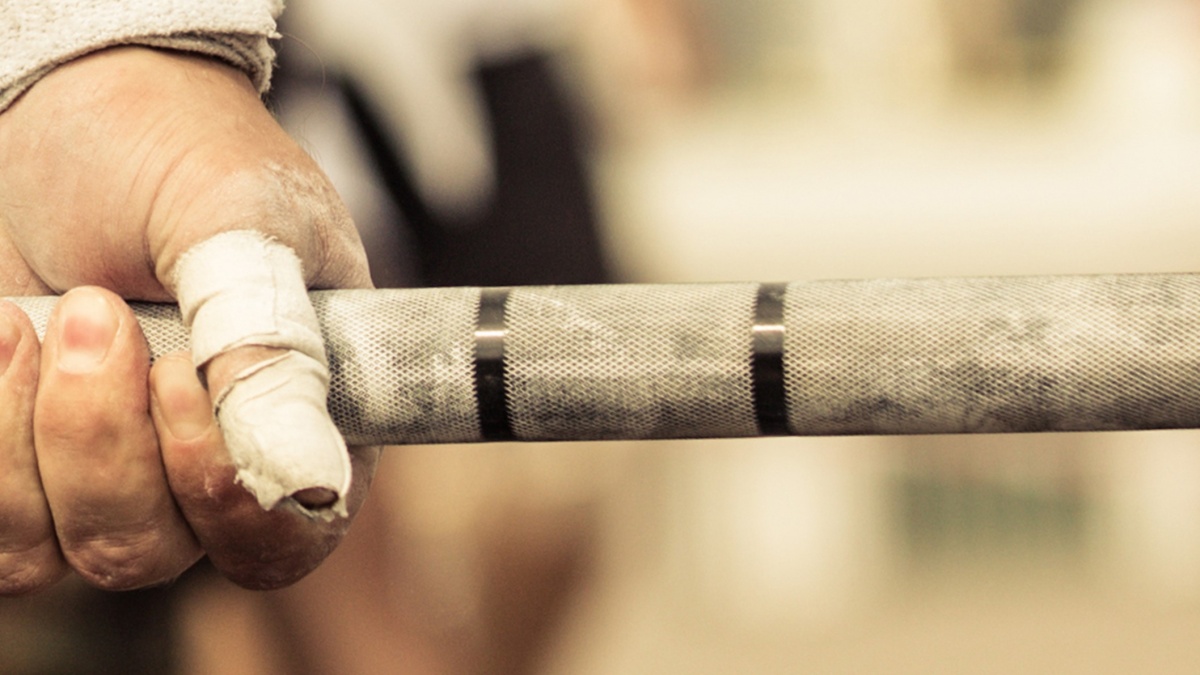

left=267, top=0, right=1200, bottom=671
left=552, top=0, right=1200, bottom=671
left=6, top=0, right=1200, bottom=673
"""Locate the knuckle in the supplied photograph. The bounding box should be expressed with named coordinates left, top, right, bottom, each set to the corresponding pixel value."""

left=0, top=544, right=66, bottom=596
left=0, top=568, right=60, bottom=596
left=65, top=534, right=187, bottom=591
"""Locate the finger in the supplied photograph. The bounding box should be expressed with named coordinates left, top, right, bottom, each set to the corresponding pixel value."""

left=0, top=302, right=66, bottom=594
left=35, top=287, right=201, bottom=590
left=171, top=231, right=356, bottom=517
left=151, top=351, right=380, bottom=589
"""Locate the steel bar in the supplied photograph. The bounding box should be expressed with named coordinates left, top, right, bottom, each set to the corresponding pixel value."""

left=10, top=273, right=1200, bottom=445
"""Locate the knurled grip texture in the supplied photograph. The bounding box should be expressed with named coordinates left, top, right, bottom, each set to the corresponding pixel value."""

left=10, top=273, right=1200, bottom=445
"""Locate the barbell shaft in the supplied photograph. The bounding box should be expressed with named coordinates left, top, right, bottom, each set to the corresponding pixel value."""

left=10, top=273, right=1200, bottom=445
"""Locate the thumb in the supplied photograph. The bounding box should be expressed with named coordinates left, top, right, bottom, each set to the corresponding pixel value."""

left=172, top=229, right=350, bottom=520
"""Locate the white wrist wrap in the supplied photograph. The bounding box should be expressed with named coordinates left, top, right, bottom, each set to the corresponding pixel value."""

left=174, top=230, right=351, bottom=519
left=0, top=0, right=283, bottom=113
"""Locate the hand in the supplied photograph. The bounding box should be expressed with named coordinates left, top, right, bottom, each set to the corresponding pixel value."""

left=0, top=47, right=380, bottom=593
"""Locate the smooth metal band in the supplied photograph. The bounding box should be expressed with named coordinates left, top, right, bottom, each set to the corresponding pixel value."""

left=753, top=283, right=791, bottom=435
left=474, top=287, right=515, bottom=441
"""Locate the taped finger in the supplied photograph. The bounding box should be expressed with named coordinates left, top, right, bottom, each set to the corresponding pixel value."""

left=173, top=230, right=351, bottom=519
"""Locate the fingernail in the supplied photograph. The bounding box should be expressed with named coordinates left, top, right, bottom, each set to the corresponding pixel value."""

left=57, top=290, right=118, bottom=373
left=291, top=487, right=338, bottom=510
left=157, top=355, right=213, bottom=441
left=0, top=310, right=21, bottom=377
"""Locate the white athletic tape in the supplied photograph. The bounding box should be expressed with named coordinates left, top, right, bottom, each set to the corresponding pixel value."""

left=175, top=230, right=326, bottom=367
left=174, top=230, right=351, bottom=518
left=214, top=351, right=350, bottom=517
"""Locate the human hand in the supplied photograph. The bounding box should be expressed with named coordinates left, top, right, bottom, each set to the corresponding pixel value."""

left=0, top=47, right=380, bottom=593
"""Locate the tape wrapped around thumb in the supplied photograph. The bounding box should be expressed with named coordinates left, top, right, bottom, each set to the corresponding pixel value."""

left=173, top=230, right=351, bottom=519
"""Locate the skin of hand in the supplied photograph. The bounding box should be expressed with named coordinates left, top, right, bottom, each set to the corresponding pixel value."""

left=0, top=46, right=381, bottom=594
